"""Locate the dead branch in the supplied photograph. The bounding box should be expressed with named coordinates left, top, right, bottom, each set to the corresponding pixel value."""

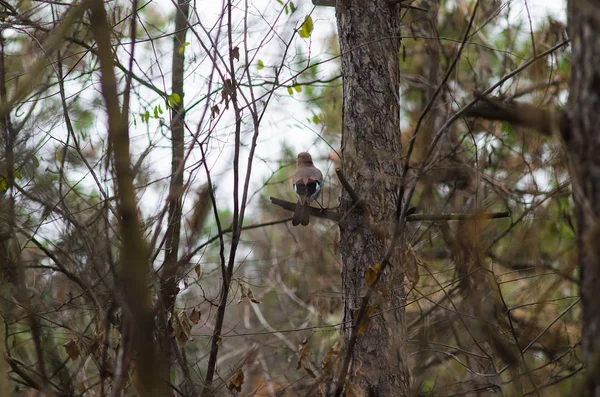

left=269, top=197, right=341, bottom=223
left=407, top=211, right=510, bottom=221
left=463, top=96, right=556, bottom=137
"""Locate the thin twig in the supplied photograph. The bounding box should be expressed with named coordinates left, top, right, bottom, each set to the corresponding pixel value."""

left=406, top=211, right=510, bottom=221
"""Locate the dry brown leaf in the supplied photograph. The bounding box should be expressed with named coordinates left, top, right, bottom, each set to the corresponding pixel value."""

left=237, top=284, right=247, bottom=305
left=64, top=339, right=80, bottom=361
left=210, top=104, right=220, bottom=119
left=238, top=283, right=261, bottom=305
left=246, top=287, right=261, bottom=304
left=189, top=308, right=201, bottom=324
left=173, top=310, right=193, bottom=348
left=297, top=337, right=316, bottom=377
left=365, top=262, right=382, bottom=287
left=356, top=313, right=369, bottom=334
left=365, top=268, right=377, bottom=287
left=228, top=368, right=244, bottom=392
left=231, top=46, right=240, bottom=62
left=190, top=185, right=212, bottom=233
left=354, top=306, right=378, bottom=335
left=194, top=264, right=201, bottom=279
left=405, top=248, right=420, bottom=285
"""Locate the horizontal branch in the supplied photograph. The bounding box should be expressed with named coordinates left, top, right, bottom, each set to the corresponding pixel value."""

left=270, top=196, right=509, bottom=223
left=406, top=211, right=510, bottom=221
left=463, top=96, right=556, bottom=136
left=269, top=197, right=341, bottom=223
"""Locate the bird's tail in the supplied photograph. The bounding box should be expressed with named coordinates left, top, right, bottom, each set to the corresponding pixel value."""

left=292, top=200, right=311, bottom=226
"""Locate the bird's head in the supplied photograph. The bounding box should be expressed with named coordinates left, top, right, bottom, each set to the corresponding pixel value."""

left=297, top=152, right=313, bottom=166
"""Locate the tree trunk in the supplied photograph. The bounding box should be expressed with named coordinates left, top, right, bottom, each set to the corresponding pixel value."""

left=159, top=0, right=190, bottom=393
left=565, top=2, right=600, bottom=396
left=336, top=0, right=410, bottom=395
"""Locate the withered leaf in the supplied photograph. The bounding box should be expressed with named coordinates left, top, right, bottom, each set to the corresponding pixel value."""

left=231, top=46, right=240, bottom=61
left=246, top=287, right=261, bottom=304
left=237, top=284, right=261, bottom=305
left=297, top=337, right=315, bottom=377
left=228, top=368, right=244, bottom=392
left=237, top=284, right=247, bottom=305
left=320, top=338, right=341, bottom=376
left=405, top=247, right=420, bottom=285
left=190, top=308, right=201, bottom=324
left=354, top=306, right=378, bottom=335
left=173, top=310, right=193, bottom=348
left=190, top=185, right=212, bottom=233
left=194, top=264, right=201, bottom=279
left=365, top=262, right=382, bottom=287
left=64, top=339, right=80, bottom=360
left=210, top=104, right=220, bottom=119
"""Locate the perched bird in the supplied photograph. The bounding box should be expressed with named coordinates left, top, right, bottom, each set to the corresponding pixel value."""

left=291, top=152, right=323, bottom=226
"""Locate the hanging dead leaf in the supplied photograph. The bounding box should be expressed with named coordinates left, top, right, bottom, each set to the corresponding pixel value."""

left=237, top=284, right=247, bottom=305
left=228, top=368, right=244, bottom=392
left=173, top=310, right=193, bottom=347
left=365, top=262, right=382, bottom=287
left=190, top=308, right=201, bottom=324
left=320, top=339, right=341, bottom=380
left=231, top=46, right=240, bottom=61
left=64, top=339, right=80, bottom=360
left=297, top=337, right=316, bottom=378
left=237, top=284, right=261, bottom=304
left=190, top=185, right=212, bottom=233
left=354, top=306, right=378, bottom=335
left=405, top=247, right=420, bottom=285
left=210, top=104, right=220, bottom=119
left=355, top=313, right=370, bottom=335
left=194, top=264, right=201, bottom=279
left=246, top=287, right=261, bottom=304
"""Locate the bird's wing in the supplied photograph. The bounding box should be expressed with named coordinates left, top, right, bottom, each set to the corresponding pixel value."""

left=292, top=165, right=323, bottom=184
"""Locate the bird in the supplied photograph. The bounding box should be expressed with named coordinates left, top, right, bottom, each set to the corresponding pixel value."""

left=291, top=152, right=323, bottom=226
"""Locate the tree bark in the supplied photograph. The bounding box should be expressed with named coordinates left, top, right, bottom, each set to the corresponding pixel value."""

left=565, top=2, right=600, bottom=396
left=159, top=0, right=191, bottom=393
left=336, top=0, right=410, bottom=395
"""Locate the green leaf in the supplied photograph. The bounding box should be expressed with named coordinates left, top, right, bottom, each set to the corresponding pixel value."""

left=294, top=83, right=301, bottom=92
left=153, top=106, right=159, bottom=119
left=178, top=41, right=190, bottom=55
left=32, top=156, right=40, bottom=168
left=299, top=15, right=313, bottom=39
left=287, top=86, right=293, bottom=95
left=290, top=1, right=296, bottom=12
left=312, top=114, right=319, bottom=124
left=13, top=169, right=22, bottom=180
left=257, top=59, right=264, bottom=70
left=284, top=4, right=289, bottom=15
left=168, top=93, right=182, bottom=107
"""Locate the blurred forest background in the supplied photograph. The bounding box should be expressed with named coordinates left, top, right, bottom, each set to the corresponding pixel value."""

left=0, top=0, right=587, bottom=396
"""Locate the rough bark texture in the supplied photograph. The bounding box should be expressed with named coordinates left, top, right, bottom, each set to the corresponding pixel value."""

left=565, top=2, right=600, bottom=396
left=336, top=0, right=410, bottom=395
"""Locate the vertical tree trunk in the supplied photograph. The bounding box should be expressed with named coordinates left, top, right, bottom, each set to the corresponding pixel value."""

left=565, top=2, right=600, bottom=396
left=336, top=0, right=410, bottom=395
left=160, top=0, right=190, bottom=393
